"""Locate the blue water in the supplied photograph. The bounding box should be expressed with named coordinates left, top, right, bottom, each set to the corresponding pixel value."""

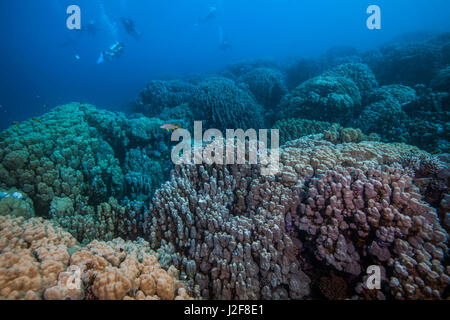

left=1, top=0, right=450, bottom=130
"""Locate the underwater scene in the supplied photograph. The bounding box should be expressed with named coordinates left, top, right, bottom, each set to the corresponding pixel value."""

left=0, top=0, right=449, bottom=302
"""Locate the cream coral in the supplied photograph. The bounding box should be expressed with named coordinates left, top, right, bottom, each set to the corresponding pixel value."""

left=0, top=215, right=192, bottom=300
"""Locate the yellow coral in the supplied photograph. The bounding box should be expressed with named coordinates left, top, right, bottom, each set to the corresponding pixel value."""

left=0, top=215, right=192, bottom=300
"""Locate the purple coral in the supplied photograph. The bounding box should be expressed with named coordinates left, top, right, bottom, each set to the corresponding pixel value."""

left=297, top=164, right=449, bottom=299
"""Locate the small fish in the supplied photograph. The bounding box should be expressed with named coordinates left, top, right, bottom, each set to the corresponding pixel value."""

left=75, top=54, right=80, bottom=61
left=12, top=121, right=20, bottom=126
left=160, top=123, right=181, bottom=132
left=32, top=118, right=40, bottom=122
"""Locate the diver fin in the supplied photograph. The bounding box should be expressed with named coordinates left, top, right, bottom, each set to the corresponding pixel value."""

left=97, top=52, right=104, bottom=64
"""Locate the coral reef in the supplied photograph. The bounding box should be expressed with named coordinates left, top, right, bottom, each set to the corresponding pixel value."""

left=224, top=59, right=280, bottom=79
left=318, top=273, right=348, bottom=300
left=279, top=35, right=448, bottom=153
left=142, top=134, right=447, bottom=300
left=0, top=215, right=191, bottom=300
left=50, top=197, right=148, bottom=244
left=322, top=124, right=379, bottom=144
left=273, top=118, right=332, bottom=145
left=0, top=103, right=172, bottom=244
left=1, top=31, right=450, bottom=301
left=321, top=46, right=361, bottom=68
left=365, top=42, right=442, bottom=86
left=273, top=119, right=379, bottom=146
left=284, top=47, right=361, bottom=90
left=402, top=151, right=449, bottom=232
left=191, top=77, right=265, bottom=130
left=0, top=104, right=124, bottom=215
left=430, top=66, right=450, bottom=93
left=298, top=165, right=448, bottom=299
left=134, top=80, right=195, bottom=117
left=278, top=72, right=360, bottom=123
left=278, top=63, right=376, bottom=124
left=159, top=103, right=194, bottom=131
left=353, top=84, right=449, bottom=153
left=238, top=67, right=288, bottom=109
left=322, top=63, right=378, bottom=95
left=284, top=58, right=323, bottom=90
left=0, top=189, right=34, bottom=219
left=352, top=85, right=411, bottom=140
left=147, top=159, right=312, bottom=300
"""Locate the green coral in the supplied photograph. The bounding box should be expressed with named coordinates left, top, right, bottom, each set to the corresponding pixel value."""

left=273, top=118, right=379, bottom=145
left=365, top=84, right=417, bottom=105
left=124, top=147, right=166, bottom=202
left=352, top=85, right=412, bottom=140
left=279, top=74, right=361, bottom=123
left=323, top=63, right=378, bottom=93
left=273, top=118, right=332, bottom=145
left=0, top=189, right=34, bottom=219
left=224, top=58, right=280, bottom=78
left=136, top=80, right=195, bottom=117
left=192, top=77, right=265, bottom=130
left=352, top=85, right=449, bottom=152
left=0, top=102, right=171, bottom=246
left=0, top=103, right=124, bottom=215
left=431, top=66, right=450, bottom=92
left=366, top=42, right=442, bottom=86
left=279, top=63, right=379, bottom=124
left=51, top=197, right=146, bottom=244
left=49, top=197, right=74, bottom=218
left=238, top=67, right=288, bottom=108
left=2, top=150, right=29, bottom=170
left=160, top=103, right=194, bottom=131
left=83, top=108, right=172, bottom=200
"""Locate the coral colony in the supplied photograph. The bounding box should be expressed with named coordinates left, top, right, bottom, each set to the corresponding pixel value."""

left=0, top=30, right=449, bottom=301
left=171, top=121, right=280, bottom=176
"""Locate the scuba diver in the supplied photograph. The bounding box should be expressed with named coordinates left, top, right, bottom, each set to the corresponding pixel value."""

left=218, top=26, right=232, bottom=51
left=200, top=6, right=217, bottom=22
left=97, top=42, right=125, bottom=64
left=121, top=17, right=142, bottom=40
left=195, top=6, right=217, bottom=26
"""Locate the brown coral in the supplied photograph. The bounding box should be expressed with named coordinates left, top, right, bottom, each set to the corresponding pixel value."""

left=319, top=273, right=348, bottom=300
